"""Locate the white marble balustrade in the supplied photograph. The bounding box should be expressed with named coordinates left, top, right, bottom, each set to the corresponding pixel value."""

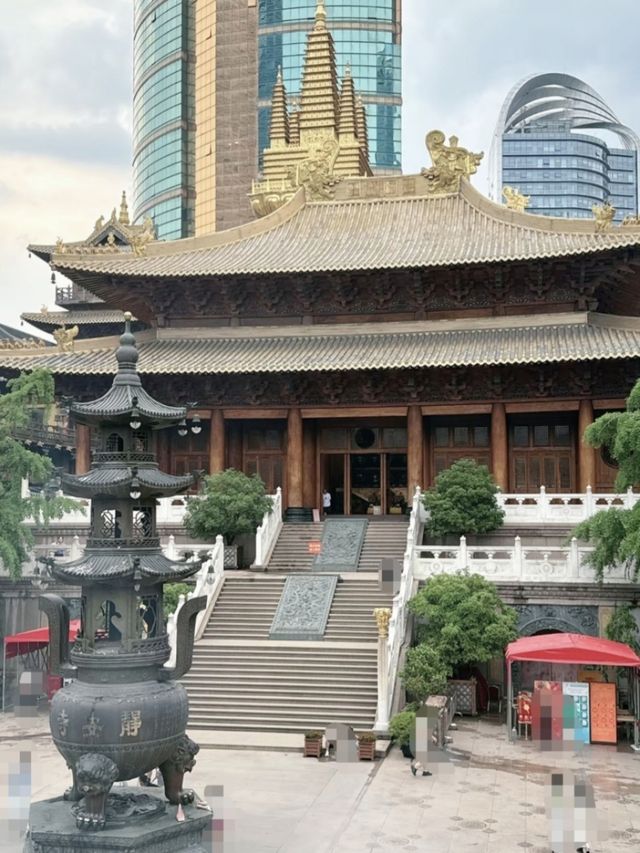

left=413, top=535, right=636, bottom=584
left=497, top=485, right=638, bottom=526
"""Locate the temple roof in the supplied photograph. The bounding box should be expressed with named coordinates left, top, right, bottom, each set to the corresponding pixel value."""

left=22, top=310, right=136, bottom=327
left=61, top=467, right=194, bottom=498
left=44, top=178, right=640, bottom=284
left=1, top=313, right=639, bottom=375
left=51, top=553, right=201, bottom=583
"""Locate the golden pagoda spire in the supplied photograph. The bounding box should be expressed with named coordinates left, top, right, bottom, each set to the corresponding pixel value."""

left=119, top=191, right=130, bottom=225
left=289, top=110, right=301, bottom=145
left=298, top=0, right=339, bottom=136
left=338, top=64, right=357, bottom=140
left=355, top=97, right=369, bottom=163
left=269, top=66, right=290, bottom=148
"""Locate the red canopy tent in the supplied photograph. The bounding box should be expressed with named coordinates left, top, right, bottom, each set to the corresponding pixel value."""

left=505, top=633, right=640, bottom=746
left=2, top=620, right=81, bottom=711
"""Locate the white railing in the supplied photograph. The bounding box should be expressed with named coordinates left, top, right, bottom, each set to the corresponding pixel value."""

left=166, top=533, right=225, bottom=668
left=413, top=535, right=636, bottom=584
left=376, top=486, right=426, bottom=732
left=498, top=486, right=638, bottom=526
left=253, top=488, right=282, bottom=568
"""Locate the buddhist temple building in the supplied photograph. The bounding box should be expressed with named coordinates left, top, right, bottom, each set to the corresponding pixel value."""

left=6, top=6, right=640, bottom=518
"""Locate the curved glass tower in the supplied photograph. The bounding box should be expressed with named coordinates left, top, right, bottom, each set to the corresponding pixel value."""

left=489, top=73, right=639, bottom=221
left=133, top=0, right=195, bottom=240
left=258, top=0, right=402, bottom=173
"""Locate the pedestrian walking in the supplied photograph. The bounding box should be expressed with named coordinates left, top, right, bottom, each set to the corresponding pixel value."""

left=322, top=489, right=331, bottom=518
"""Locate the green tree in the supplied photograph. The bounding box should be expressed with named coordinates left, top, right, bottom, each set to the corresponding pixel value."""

left=408, top=572, right=518, bottom=670
left=573, top=379, right=640, bottom=581
left=605, top=605, right=640, bottom=654
left=184, top=468, right=273, bottom=545
left=0, top=368, right=81, bottom=578
left=423, top=458, right=504, bottom=538
left=400, top=644, right=450, bottom=704
left=163, top=582, right=192, bottom=619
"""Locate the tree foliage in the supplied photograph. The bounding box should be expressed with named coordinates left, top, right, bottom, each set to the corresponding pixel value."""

left=0, top=368, right=82, bottom=578
left=408, top=572, right=518, bottom=670
left=163, top=582, right=192, bottom=619
left=605, top=605, right=640, bottom=654
left=184, top=468, right=273, bottom=545
left=400, top=644, right=450, bottom=704
left=573, top=379, right=640, bottom=580
left=422, top=458, right=504, bottom=538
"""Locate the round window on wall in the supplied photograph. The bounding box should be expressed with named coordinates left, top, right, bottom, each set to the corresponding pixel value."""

left=353, top=428, right=376, bottom=449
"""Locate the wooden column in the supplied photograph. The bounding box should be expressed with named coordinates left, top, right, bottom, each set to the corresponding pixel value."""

left=302, top=420, right=317, bottom=509
left=407, top=405, right=424, bottom=492
left=75, top=424, right=91, bottom=475
left=287, top=407, right=304, bottom=508
left=491, top=403, right=508, bottom=491
left=578, top=399, right=596, bottom=492
left=209, top=409, right=225, bottom=473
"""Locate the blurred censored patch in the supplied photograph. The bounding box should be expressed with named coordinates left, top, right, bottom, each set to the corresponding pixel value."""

left=0, top=749, right=32, bottom=852
left=545, top=770, right=608, bottom=852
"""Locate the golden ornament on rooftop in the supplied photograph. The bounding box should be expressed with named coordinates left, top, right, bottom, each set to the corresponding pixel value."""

left=502, top=185, right=530, bottom=212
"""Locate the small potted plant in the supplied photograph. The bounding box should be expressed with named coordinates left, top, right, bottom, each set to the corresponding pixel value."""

left=303, top=730, right=324, bottom=758
left=184, top=468, right=273, bottom=568
left=356, top=731, right=377, bottom=761
left=389, top=710, right=416, bottom=758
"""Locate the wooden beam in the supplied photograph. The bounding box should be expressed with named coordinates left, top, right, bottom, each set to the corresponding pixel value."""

left=504, top=401, right=579, bottom=414
left=421, top=404, right=492, bottom=416
left=301, top=406, right=408, bottom=419
left=491, top=403, right=508, bottom=491
left=592, top=398, right=625, bottom=411
left=209, top=409, right=225, bottom=473
left=223, top=408, right=288, bottom=419
left=75, top=425, right=91, bottom=475
left=287, top=408, right=304, bottom=508
left=578, top=399, right=597, bottom=492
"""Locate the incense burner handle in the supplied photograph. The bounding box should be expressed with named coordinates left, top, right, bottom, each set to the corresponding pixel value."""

left=161, top=595, right=206, bottom=681
left=40, top=593, right=76, bottom=678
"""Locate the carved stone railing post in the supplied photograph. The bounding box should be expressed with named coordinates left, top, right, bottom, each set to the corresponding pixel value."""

left=585, top=484, right=594, bottom=517
left=539, top=485, right=548, bottom=521
left=374, top=607, right=392, bottom=732
left=625, top=486, right=635, bottom=509
left=69, top=535, right=82, bottom=560
left=513, top=535, right=523, bottom=578
left=459, top=535, right=468, bottom=570
left=569, top=536, right=580, bottom=578
left=164, top=534, right=177, bottom=560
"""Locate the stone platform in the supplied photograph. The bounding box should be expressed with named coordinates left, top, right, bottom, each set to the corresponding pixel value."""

left=24, top=788, right=212, bottom=853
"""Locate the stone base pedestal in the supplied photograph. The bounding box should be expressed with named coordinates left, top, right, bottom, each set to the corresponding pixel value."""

left=24, top=789, right=212, bottom=853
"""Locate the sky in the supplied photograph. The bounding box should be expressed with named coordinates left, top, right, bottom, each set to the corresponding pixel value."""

left=2, top=0, right=640, bottom=331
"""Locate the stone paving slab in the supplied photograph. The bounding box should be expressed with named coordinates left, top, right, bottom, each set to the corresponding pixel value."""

left=1, top=712, right=638, bottom=852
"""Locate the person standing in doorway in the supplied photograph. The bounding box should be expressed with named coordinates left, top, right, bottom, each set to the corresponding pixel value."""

left=322, top=489, right=332, bottom=518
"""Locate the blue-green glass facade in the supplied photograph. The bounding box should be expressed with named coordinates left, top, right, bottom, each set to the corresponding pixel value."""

left=133, top=0, right=194, bottom=240
left=502, top=128, right=638, bottom=221
left=258, top=1, right=401, bottom=173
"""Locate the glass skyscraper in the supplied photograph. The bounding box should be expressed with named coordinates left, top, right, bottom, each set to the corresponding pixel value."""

left=489, top=74, right=639, bottom=221
left=133, top=0, right=195, bottom=240
left=258, top=1, right=402, bottom=173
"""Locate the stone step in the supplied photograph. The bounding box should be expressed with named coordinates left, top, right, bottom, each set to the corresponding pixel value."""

left=186, top=718, right=375, bottom=733
left=187, top=706, right=376, bottom=722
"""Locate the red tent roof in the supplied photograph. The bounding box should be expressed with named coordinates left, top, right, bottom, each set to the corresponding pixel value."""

left=3, top=620, right=81, bottom=660
left=506, top=633, right=640, bottom=667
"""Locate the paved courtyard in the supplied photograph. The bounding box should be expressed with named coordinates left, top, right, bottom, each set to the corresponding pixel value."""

left=1, top=711, right=639, bottom=852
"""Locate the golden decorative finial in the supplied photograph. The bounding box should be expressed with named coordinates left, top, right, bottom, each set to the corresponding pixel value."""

left=55, top=237, right=67, bottom=254
left=592, top=203, right=615, bottom=232
left=315, top=0, right=327, bottom=27
left=502, top=185, right=530, bottom=212
left=276, top=65, right=283, bottom=83
left=421, top=129, right=483, bottom=194
left=373, top=608, right=392, bottom=639
left=621, top=214, right=640, bottom=228
left=119, top=191, right=130, bottom=225
left=53, top=325, right=79, bottom=352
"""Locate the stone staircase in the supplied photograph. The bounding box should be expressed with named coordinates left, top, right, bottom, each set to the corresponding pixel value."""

left=267, top=517, right=409, bottom=573
left=182, top=573, right=392, bottom=732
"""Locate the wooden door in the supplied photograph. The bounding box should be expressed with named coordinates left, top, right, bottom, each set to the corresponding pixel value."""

left=509, top=419, right=575, bottom=493
left=430, top=418, right=491, bottom=482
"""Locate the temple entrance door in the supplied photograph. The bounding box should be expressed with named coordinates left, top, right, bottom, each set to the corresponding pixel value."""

left=321, top=454, right=346, bottom=515
left=350, top=454, right=382, bottom=515
left=509, top=418, right=576, bottom=492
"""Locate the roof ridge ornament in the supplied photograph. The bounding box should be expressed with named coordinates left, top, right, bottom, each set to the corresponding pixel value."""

left=315, top=0, right=327, bottom=29
left=421, top=130, right=484, bottom=194
left=503, top=185, right=530, bottom=212
left=592, top=202, right=615, bottom=233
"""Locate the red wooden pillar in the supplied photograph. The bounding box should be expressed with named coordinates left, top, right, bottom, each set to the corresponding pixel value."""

left=287, top=408, right=304, bottom=508
left=75, top=424, right=91, bottom=475
left=209, top=409, right=225, bottom=474
left=407, top=405, right=424, bottom=493
left=491, top=403, right=508, bottom=491
left=578, top=399, right=596, bottom=492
